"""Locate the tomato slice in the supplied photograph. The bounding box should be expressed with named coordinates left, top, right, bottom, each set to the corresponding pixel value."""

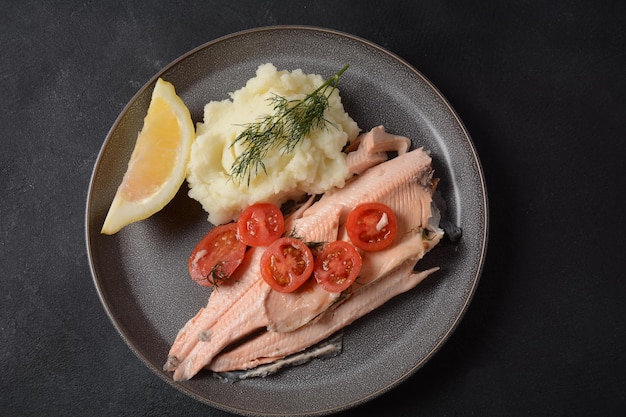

left=237, top=203, right=285, bottom=247
left=346, top=202, right=398, bottom=251
left=260, top=237, right=314, bottom=293
left=313, top=240, right=362, bottom=293
left=188, top=223, right=247, bottom=287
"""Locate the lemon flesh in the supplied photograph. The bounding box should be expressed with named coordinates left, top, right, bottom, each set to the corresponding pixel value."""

left=101, top=78, right=194, bottom=235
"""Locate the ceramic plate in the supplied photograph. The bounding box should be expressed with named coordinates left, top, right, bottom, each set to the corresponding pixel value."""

left=86, top=26, right=488, bottom=416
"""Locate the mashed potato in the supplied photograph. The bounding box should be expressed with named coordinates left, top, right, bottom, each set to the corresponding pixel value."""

left=187, top=63, right=360, bottom=225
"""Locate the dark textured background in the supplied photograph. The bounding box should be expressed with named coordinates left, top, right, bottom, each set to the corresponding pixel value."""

left=2, top=0, right=626, bottom=416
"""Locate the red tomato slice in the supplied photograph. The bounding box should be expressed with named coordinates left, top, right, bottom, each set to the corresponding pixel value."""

left=237, top=203, right=285, bottom=247
left=188, top=223, right=247, bottom=287
left=346, top=202, right=398, bottom=251
left=260, top=237, right=314, bottom=293
left=313, top=240, right=362, bottom=293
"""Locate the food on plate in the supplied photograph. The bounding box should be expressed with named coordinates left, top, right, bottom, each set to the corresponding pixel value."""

left=100, top=65, right=450, bottom=382
left=163, top=127, right=444, bottom=381
left=187, top=223, right=247, bottom=287
left=213, top=333, right=344, bottom=382
left=260, top=237, right=315, bottom=293
left=101, top=78, right=194, bottom=234
left=186, top=63, right=360, bottom=225
left=209, top=262, right=437, bottom=374
left=346, top=202, right=398, bottom=251
left=236, top=203, right=285, bottom=247
left=313, top=240, right=362, bottom=293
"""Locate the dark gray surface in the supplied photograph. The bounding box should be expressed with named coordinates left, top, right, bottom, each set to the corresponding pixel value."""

left=3, top=0, right=626, bottom=416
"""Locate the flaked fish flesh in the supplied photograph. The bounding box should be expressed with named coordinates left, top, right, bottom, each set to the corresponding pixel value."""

left=164, top=126, right=445, bottom=381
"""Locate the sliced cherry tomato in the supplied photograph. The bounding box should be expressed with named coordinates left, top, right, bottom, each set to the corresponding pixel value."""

left=237, top=203, right=285, bottom=247
left=188, top=223, right=247, bottom=287
left=346, top=202, right=398, bottom=251
left=260, top=237, right=314, bottom=293
left=313, top=240, right=362, bottom=293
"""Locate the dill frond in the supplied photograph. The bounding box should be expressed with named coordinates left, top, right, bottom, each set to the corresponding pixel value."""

left=205, top=262, right=230, bottom=288
left=287, top=227, right=326, bottom=252
left=230, top=65, right=349, bottom=185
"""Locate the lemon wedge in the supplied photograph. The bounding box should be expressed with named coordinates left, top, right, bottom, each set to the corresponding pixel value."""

left=101, top=78, right=194, bottom=234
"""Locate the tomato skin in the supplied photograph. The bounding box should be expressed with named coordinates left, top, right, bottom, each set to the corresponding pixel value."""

left=260, top=237, right=314, bottom=293
left=237, top=203, right=285, bottom=247
left=313, top=240, right=362, bottom=293
left=188, top=223, right=247, bottom=287
left=346, top=203, right=398, bottom=251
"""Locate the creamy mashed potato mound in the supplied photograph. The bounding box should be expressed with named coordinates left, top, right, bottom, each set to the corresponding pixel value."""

left=187, top=63, right=360, bottom=225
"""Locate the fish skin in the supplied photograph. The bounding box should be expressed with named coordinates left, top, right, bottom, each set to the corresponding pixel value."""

left=165, top=127, right=443, bottom=381
left=212, top=333, right=344, bottom=382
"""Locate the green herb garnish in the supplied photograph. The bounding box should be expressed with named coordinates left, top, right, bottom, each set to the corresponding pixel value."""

left=287, top=227, right=325, bottom=251
left=230, top=65, right=349, bottom=185
left=205, top=262, right=230, bottom=288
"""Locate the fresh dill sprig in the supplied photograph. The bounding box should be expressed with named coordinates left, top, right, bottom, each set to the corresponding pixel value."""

left=230, top=65, right=350, bottom=185
left=287, top=227, right=326, bottom=253
left=204, top=262, right=230, bottom=289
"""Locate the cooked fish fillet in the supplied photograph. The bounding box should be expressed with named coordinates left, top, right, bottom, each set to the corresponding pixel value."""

left=209, top=264, right=439, bottom=372
left=165, top=127, right=443, bottom=381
